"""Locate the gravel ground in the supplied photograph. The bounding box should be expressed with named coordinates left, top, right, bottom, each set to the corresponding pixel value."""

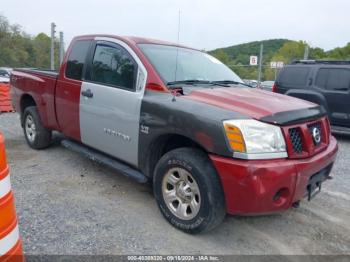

left=0, top=112, right=349, bottom=255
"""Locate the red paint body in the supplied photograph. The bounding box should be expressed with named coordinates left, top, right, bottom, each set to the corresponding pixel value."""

left=186, top=87, right=316, bottom=119
left=211, top=133, right=337, bottom=215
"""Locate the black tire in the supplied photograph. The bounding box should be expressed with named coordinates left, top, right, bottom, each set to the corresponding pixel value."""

left=22, top=106, right=52, bottom=149
left=153, top=147, right=226, bottom=234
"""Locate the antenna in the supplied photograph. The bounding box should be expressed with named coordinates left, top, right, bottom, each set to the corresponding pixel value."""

left=174, top=10, right=181, bottom=82
left=177, top=10, right=181, bottom=44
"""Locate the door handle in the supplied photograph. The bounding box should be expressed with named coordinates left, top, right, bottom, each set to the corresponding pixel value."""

left=81, top=89, right=93, bottom=98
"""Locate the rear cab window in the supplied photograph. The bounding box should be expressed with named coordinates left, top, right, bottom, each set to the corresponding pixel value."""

left=65, top=40, right=92, bottom=80
left=278, top=66, right=311, bottom=87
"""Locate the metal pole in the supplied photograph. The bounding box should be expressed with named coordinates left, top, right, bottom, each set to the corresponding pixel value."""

left=275, top=67, right=277, bottom=80
left=59, top=31, right=64, bottom=65
left=257, top=44, right=263, bottom=84
left=50, top=22, right=56, bottom=70
left=303, top=44, right=309, bottom=60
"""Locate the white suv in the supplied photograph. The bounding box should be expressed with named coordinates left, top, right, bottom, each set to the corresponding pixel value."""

left=0, top=67, right=12, bottom=83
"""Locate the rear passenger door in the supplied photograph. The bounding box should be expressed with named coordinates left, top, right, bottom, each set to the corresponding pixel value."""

left=315, top=68, right=350, bottom=127
left=56, top=39, right=92, bottom=141
left=79, top=38, right=147, bottom=167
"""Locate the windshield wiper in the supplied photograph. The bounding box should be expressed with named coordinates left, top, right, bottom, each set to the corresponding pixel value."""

left=211, top=80, right=253, bottom=88
left=167, top=80, right=229, bottom=87
left=167, top=80, right=210, bottom=86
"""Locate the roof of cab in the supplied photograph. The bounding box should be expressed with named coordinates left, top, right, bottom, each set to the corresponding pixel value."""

left=73, top=34, right=197, bottom=50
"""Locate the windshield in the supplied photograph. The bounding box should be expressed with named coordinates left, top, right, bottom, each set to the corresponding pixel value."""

left=138, top=44, right=243, bottom=84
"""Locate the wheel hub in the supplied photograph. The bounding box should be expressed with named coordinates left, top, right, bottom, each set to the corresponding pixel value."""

left=176, top=181, right=193, bottom=202
left=25, top=115, right=36, bottom=142
left=162, top=167, right=201, bottom=220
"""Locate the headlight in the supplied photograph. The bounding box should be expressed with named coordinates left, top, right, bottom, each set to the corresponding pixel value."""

left=223, top=119, right=287, bottom=159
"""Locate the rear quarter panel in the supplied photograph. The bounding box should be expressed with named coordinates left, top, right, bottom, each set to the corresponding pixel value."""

left=10, top=71, right=59, bottom=130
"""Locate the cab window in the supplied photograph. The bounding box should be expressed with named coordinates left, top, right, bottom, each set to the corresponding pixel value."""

left=90, top=43, right=137, bottom=91
left=65, top=40, right=91, bottom=80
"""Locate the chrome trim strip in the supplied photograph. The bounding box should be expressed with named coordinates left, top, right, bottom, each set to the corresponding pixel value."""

left=233, top=151, right=288, bottom=160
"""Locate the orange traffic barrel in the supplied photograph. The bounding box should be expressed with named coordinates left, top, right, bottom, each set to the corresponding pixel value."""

left=0, top=132, right=23, bottom=262
left=0, top=83, right=14, bottom=113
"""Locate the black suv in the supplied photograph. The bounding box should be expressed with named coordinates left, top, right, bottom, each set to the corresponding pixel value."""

left=274, top=60, right=350, bottom=133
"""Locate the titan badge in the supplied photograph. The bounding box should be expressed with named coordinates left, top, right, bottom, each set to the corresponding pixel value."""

left=103, top=128, right=131, bottom=142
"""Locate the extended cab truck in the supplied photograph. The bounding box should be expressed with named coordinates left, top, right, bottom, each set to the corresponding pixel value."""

left=10, top=35, right=338, bottom=233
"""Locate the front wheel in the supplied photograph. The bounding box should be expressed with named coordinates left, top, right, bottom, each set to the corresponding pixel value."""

left=153, top=147, right=226, bottom=234
left=23, top=106, right=52, bottom=149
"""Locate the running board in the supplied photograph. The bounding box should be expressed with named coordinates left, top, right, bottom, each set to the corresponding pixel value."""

left=61, top=139, right=148, bottom=183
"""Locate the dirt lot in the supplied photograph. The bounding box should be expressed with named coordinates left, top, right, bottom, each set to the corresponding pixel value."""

left=1, top=112, right=349, bottom=255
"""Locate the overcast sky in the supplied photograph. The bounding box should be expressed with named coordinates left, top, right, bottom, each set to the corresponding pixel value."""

left=1, top=0, right=349, bottom=51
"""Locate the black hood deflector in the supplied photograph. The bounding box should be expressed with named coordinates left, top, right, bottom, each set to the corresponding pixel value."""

left=260, top=106, right=327, bottom=126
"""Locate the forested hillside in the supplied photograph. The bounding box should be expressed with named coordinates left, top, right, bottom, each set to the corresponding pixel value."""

left=209, top=39, right=350, bottom=80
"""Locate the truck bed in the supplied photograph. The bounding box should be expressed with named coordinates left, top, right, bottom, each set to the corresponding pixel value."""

left=11, top=68, right=60, bottom=130
left=15, top=68, right=59, bottom=78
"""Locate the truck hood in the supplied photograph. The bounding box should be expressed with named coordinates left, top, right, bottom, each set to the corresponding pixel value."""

left=185, top=87, right=323, bottom=124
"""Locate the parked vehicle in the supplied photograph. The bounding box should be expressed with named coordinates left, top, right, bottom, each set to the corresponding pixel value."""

left=273, top=60, right=350, bottom=133
left=10, top=35, right=338, bottom=233
left=260, top=80, right=275, bottom=91
left=243, top=79, right=259, bottom=88
left=0, top=68, right=12, bottom=83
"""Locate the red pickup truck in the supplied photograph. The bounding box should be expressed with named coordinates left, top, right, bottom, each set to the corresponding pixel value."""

left=10, top=35, right=338, bottom=233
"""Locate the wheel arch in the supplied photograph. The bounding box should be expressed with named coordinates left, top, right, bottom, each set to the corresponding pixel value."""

left=142, top=133, right=208, bottom=179
left=20, top=94, right=37, bottom=126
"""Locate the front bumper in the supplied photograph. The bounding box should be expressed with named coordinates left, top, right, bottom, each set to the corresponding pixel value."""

left=210, top=136, right=338, bottom=215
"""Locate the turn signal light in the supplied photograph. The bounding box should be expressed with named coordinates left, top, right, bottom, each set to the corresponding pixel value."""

left=224, top=123, right=246, bottom=153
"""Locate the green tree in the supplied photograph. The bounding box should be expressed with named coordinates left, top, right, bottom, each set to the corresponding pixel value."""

left=211, top=49, right=230, bottom=64
left=272, top=41, right=307, bottom=64
left=0, top=15, right=60, bottom=69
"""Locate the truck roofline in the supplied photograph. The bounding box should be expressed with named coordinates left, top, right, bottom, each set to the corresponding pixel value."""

left=72, top=34, right=198, bottom=51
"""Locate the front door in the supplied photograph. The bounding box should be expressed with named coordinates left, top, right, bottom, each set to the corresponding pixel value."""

left=79, top=38, right=147, bottom=167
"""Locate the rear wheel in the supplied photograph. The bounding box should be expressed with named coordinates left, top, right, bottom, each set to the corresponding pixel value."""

left=153, top=147, right=226, bottom=234
left=23, top=106, right=52, bottom=149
